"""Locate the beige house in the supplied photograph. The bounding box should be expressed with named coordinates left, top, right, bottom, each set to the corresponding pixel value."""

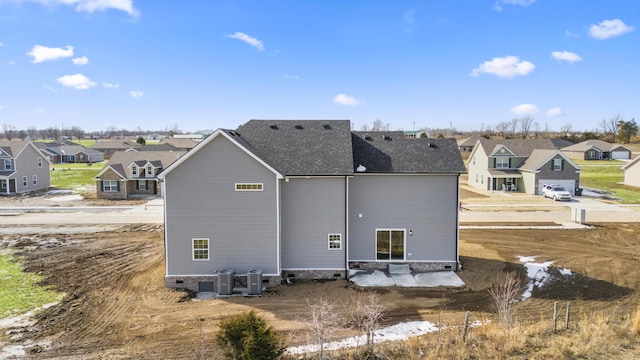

left=562, top=139, right=631, bottom=160
left=622, top=156, right=640, bottom=187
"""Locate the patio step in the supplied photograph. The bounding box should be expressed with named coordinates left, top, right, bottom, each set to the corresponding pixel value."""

left=388, top=264, right=411, bottom=275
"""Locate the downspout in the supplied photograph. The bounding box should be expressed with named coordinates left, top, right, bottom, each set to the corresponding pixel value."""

left=456, top=173, right=461, bottom=271
left=345, top=176, right=350, bottom=280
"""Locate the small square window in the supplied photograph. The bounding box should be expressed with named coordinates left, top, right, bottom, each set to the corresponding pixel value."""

left=193, top=238, right=209, bottom=260
left=37, top=157, right=43, bottom=167
left=32, top=175, right=37, bottom=185
left=328, top=234, right=342, bottom=250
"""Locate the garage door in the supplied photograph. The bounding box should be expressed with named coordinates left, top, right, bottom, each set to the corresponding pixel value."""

left=538, top=180, right=576, bottom=195
left=612, top=151, right=629, bottom=159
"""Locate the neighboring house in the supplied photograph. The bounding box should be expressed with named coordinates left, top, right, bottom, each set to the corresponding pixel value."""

left=128, top=144, right=179, bottom=152
left=172, top=133, right=205, bottom=141
left=39, top=145, right=104, bottom=164
left=622, top=157, right=640, bottom=187
left=158, top=120, right=466, bottom=292
left=457, top=136, right=480, bottom=158
left=89, top=140, right=142, bottom=159
left=95, top=150, right=185, bottom=199
left=146, top=133, right=164, bottom=141
left=561, top=139, right=632, bottom=160
left=0, top=140, right=51, bottom=195
left=550, top=138, right=574, bottom=149
left=159, top=138, right=199, bottom=151
left=468, top=139, right=581, bottom=195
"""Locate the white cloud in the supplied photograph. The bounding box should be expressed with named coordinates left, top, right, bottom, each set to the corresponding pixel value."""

left=102, top=81, right=120, bottom=88
left=333, top=93, right=363, bottom=107
left=130, top=90, right=144, bottom=98
left=470, top=56, right=535, bottom=78
left=43, top=84, right=59, bottom=93
left=12, top=0, right=138, bottom=17
left=57, top=73, right=96, bottom=90
left=225, top=32, right=264, bottom=51
left=551, top=51, right=582, bottom=63
left=589, top=19, right=634, bottom=39
left=494, top=0, right=535, bottom=11
left=546, top=107, right=562, bottom=117
left=72, top=56, right=89, bottom=65
left=510, top=103, right=539, bottom=115
left=27, top=45, right=74, bottom=63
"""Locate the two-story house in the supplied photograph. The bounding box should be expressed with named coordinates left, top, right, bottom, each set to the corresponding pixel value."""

left=95, top=150, right=185, bottom=199
left=158, top=120, right=467, bottom=293
left=468, top=139, right=581, bottom=195
left=0, top=140, right=51, bottom=195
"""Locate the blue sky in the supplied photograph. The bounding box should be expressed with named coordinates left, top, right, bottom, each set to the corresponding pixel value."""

left=0, top=0, right=637, bottom=133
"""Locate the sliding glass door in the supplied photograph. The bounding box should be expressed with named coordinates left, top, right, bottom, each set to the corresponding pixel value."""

left=376, top=229, right=405, bottom=260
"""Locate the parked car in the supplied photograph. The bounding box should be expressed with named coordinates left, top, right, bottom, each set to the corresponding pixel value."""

left=542, top=184, right=572, bottom=201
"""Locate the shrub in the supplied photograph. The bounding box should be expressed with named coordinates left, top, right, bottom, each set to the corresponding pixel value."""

left=216, top=311, right=283, bottom=360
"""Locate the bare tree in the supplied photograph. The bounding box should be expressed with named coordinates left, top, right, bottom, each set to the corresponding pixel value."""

left=70, top=126, right=85, bottom=141
left=600, top=114, right=622, bottom=142
left=371, top=119, right=384, bottom=132
left=303, top=297, right=344, bottom=359
left=488, top=271, right=522, bottom=327
left=27, top=126, right=39, bottom=140
left=495, top=121, right=509, bottom=138
left=345, top=290, right=385, bottom=352
left=559, top=123, right=573, bottom=136
left=17, top=130, right=27, bottom=140
left=2, top=124, right=16, bottom=140
left=507, top=118, right=518, bottom=138
left=517, top=116, right=535, bottom=139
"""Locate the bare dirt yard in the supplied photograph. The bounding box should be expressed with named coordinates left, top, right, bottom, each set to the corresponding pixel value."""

left=1, top=222, right=640, bottom=359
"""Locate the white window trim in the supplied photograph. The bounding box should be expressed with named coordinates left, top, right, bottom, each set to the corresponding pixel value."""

left=32, top=175, right=37, bottom=185
left=553, top=159, right=562, bottom=171
left=192, top=238, right=210, bottom=261
left=138, top=180, right=147, bottom=190
left=102, top=180, right=118, bottom=192
left=38, top=157, right=42, bottom=168
left=22, top=176, right=27, bottom=187
left=4, top=159, right=11, bottom=170
left=0, top=179, right=6, bottom=189
left=495, top=157, right=509, bottom=169
left=235, top=183, right=264, bottom=191
left=328, top=233, right=342, bottom=250
left=146, top=165, right=153, bottom=176
left=131, top=165, right=138, bottom=177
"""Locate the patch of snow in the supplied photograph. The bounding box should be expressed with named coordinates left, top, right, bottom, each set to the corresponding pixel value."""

left=45, top=189, right=72, bottom=195
left=287, top=320, right=440, bottom=355
left=559, top=268, right=572, bottom=276
left=1, top=344, right=25, bottom=358
left=517, top=256, right=573, bottom=300
left=0, top=302, right=58, bottom=329
left=356, top=164, right=367, bottom=172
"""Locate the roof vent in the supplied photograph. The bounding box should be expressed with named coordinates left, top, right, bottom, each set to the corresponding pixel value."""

left=269, top=124, right=279, bottom=130
left=427, top=142, right=437, bottom=148
left=364, top=135, right=373, bottom=141
left=323, top=124, right=331, bottom=130
left=383, top=135, right=392, bottom=141
left=295, top=125, right=304, bottom=130
left=228, top=131, right=237, bottom=136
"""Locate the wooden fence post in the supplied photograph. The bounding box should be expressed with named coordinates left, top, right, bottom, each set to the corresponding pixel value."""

left=461, top=311, right=470, bottom=342
left=565, top=302, right=571, bottom=330
left=553, top=301, right=558, bottom=332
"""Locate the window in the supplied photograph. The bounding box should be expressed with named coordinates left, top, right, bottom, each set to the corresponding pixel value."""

left=32, top=175, right=37, bottom=185
left=235, top=183, right=263, bottom=191
left=79, top=154, right=85, bottom=161
left=102, top=180, right=119, bottom=192
left=131, top=165, right=138, bottom=176
left=37, top=157, right=43, bottom=168
left=146, top=165, right=153, bottom=176
left=475, top=174, right=478, bottom=183
left=553, top=159, right=563, bottom=171
left=480, top=175, right=484, bottom=184
left=22, top=176, right=27, bottom=187
left=137, top=180, right=147, bottom=190
left=192, top=238, right=209, bottom=260
left=4, top=159, right=11, bottom=170
left=587, top=150, right=597, bottom=159
left=0, top=179, right=6, bottom=189
left=495, top=157, right=509, bottom=169
left=376, top=230, right=405, bottom=260
left=328, top=234, right=342, bottom=250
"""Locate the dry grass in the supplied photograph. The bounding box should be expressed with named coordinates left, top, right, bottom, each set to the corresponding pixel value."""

left=281, top=305, right=640, bottom=359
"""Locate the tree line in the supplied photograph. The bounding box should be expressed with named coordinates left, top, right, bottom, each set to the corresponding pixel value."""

left=0, top=123, right=186, bottom=141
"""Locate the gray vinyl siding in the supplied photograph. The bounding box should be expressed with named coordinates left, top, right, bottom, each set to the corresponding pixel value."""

left=533, top=156, right=580, bottom=195
left=164, top=135, right=279, bottom=275
left=15, top=146, right=50, bottom=193
left=281, top=177, right=346, bottom=269
left=348, top=174, right=458, bottom=262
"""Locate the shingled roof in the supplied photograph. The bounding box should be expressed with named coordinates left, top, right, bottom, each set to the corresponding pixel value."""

left=476, top=138, right=556, bottom=157
left=352, top=132, right=467, bottom=173
left=100, top=150, right=186, bottom=179
left=234, top=120, right=354, bottom=176
left=561, top=139, right=627, bottom=152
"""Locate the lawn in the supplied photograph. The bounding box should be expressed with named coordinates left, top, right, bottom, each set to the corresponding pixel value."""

left=574, top=159, right=640, bottom=203
left=0, top=251, right=63, bottom=318
left=50, top=166, right=102, bottom=190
